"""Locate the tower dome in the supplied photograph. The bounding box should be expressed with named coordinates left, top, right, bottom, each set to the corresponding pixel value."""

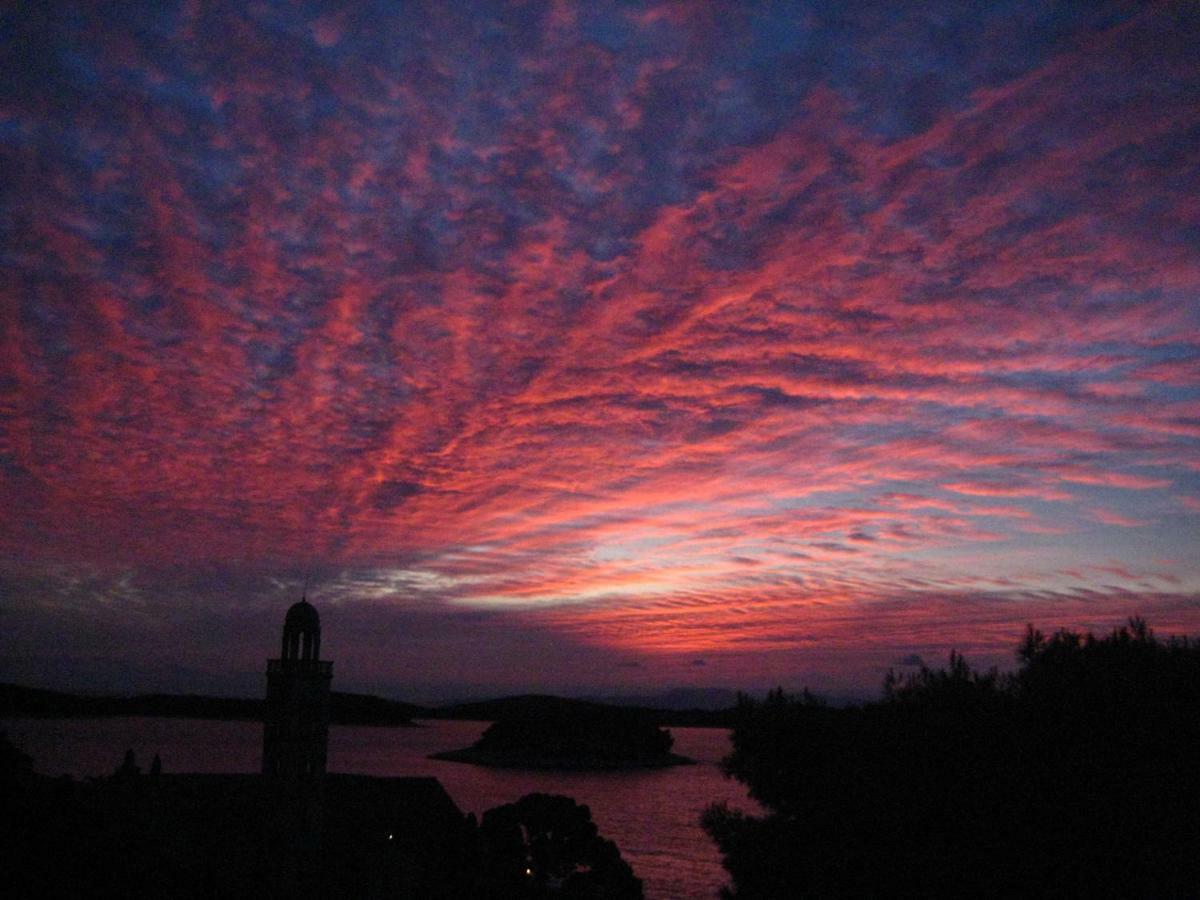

left=285, top=597, right=320, bottom=631
left=280, top=597, right=321, bottom=662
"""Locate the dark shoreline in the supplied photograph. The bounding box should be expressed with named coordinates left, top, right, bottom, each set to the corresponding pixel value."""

left=0, top=683, right=420, bottom=727
left=428, top=747, right=696, bottom=770
left=1, top=683, right=740, bottom=728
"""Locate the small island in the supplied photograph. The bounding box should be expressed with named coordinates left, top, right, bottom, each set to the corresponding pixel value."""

left=430, top=698, right=695, bottom=770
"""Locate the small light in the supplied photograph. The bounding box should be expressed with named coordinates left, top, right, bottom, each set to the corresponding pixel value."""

left=525, top=868, right=532, bottom=876
left=388, top=833, right=394, bottom=840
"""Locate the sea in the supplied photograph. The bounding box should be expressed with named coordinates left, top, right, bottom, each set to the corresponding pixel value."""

left=1, top=717, right=759, bottom=899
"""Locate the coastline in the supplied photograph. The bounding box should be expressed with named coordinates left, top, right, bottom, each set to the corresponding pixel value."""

left=428, top=747, right=696, bottom=770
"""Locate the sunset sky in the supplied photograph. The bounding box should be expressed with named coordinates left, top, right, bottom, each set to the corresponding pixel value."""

left=2, top=1, right=1198, bottom=702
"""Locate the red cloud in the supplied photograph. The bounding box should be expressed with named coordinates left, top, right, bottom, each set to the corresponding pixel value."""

left=1, top=2, right=1198, bottom=693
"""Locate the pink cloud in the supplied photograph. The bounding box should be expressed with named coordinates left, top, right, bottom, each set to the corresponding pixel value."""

left=1089, top=508, right=1149, bottom=528
left=1, top=2, right=1198, bottom=694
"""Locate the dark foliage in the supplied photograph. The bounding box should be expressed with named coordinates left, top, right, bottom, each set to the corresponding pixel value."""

left=704, top=619, right=1200, bottom=898
left=0, top=731, right=34, bottom=781
left=475, top=707, right=674, bottom=761
left=476, top=793, right=643, bottom=898
left=430, top=699, right=691, bottom=768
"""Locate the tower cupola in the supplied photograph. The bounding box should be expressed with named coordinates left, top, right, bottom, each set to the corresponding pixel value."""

left=263, top=595, right=333, bottom=779
left=282, top=598, right=321, bottom=662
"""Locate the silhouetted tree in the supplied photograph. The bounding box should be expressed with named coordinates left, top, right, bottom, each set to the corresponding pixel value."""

left=0, top=731, right=33, bottom=776
left=114, top=748, right=140, bottom=778
left=477, top=793, right=642, bottom=898
left=472, top=708, right=675, bottom=763
left=704, top=619, right=1200, bottom=897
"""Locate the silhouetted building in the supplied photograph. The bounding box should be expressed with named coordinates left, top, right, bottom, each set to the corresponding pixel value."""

left=4, top=595, right=486, bottom=898
left=263, top=597, right=332, bottom=779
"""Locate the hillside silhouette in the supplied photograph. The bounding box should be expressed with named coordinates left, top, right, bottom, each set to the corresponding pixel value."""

left=704, top=618, right=1200, bottom=897
left=1, top=684, right=739, bottom=729
left=0, top=683, right=423, bottom=726
left=431, top=693, right=738, bottom=728
left=432, top=697, right=694, bottom=770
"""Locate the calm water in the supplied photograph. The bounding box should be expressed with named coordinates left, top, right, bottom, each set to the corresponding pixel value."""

left=2, top=717, right=758, bottom=899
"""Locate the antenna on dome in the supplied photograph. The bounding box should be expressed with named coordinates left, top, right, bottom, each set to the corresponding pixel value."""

left=302, top=570, right=311, bottom=603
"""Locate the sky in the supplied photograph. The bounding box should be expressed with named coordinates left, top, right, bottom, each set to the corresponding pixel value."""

left=2, top=1, right=1198, bottom=702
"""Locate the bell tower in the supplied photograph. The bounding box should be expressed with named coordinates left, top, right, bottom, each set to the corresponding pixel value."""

left=263, top=596, right=333, bottom=779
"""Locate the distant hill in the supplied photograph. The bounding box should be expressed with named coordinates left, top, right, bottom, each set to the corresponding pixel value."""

left=586, top=687, right=744, bottom=712
left=330, top=692, right=429, bottom=725
left=433, top=694, right=612, bottom=721
left=0, top=683, right=739, bottom=728
left=0, top=683, right=426, bottom=726
left=430, top=693, right=738, bottom=728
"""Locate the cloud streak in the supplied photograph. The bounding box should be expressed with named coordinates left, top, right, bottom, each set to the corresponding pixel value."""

left=1, top=1, right=1197, bottom=696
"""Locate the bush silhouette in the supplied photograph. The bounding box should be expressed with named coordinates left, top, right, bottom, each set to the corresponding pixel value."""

left=477, top=793, right=643, bottom=898
left=474, top=708, right=674, bottom=762
left=704, top=619, right=1200, bottom=897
